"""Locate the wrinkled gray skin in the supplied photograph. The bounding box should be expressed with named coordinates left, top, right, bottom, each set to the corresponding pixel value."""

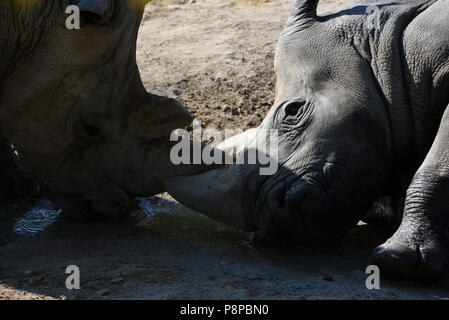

left=165, top=0, right=449, bottom=280
left=0, top=0, right=201, bottom=217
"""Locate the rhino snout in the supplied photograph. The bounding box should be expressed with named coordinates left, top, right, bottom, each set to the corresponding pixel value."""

left=260, top=178, right=319, bottom=244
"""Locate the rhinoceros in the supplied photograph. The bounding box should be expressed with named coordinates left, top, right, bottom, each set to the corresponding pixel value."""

left=0, top=0, right=202, bottom=217
left=165, top=0, right=449, bottom=280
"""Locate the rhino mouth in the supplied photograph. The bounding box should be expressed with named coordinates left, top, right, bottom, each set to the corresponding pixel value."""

left=82, top=171, right=137, bottom=218
left=256, top=163, right=354, bottom=244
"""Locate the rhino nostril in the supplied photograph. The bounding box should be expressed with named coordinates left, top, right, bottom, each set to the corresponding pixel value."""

left=285, top=180, right=315, bottom=211
left=269, top=179, right=319, bottom=214
left=270, top=181, right=309, bottom=211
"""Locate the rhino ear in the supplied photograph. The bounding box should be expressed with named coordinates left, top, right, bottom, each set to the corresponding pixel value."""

left=77, top=0, right=116, bottom=26
left=286, top=0, right=319, bottom=28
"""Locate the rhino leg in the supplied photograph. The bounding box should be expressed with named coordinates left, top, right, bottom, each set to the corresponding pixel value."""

left=371, top=104, right=449, bottom=280
left=0, top=130, right=38, bottom=203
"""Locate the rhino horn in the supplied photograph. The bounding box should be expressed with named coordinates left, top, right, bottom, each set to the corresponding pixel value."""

left=78, top=0, right=116, bottom=26
left=286, top=0, right=319, bottom=28
left=163, top=129, right=260, bottom=231
left=128, top=95, right=192, bottom=141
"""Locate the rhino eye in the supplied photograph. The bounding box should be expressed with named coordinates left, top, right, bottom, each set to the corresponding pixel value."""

left=82, top=121, right=101, bottom=137
left=74, top=117, right=105, bottom=143
left=285, top=101, right=305, bottom=116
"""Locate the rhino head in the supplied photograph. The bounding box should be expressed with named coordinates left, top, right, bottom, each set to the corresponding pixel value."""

left=165, top=0, right=395, bottom=244
left=0, top=0, right=198, bottom=216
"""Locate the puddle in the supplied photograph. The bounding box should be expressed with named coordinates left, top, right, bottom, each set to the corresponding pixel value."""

left=132, top=195, right=252, bottom=244
left=10, top=194, right=252, bottom=243
left=13, top=199, right=62, bottom=237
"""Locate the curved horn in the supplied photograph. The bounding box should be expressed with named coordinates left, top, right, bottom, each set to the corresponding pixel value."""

left=163, top=129, right=261, bottom=231
left=285, top=0, right=319, bottom=28
left=128, top=95, right=192, bottom=140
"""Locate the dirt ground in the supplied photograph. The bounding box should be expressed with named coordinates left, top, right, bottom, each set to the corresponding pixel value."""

left=1, top=0, right=449, bottom=300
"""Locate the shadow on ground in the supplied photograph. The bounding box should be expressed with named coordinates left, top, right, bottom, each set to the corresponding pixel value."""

left=1, top=196, right=448, bottom=300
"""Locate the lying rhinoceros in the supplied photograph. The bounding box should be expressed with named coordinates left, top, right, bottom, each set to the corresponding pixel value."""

left=0, top=0, right=202, bottom=217
left=165, top=0, right=449, bottom=280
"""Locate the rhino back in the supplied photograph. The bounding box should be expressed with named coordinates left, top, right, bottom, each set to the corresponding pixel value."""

left=0, top=1, right=58, bottom=81
left=403, top=0, right=449, bottom=156
left=319, top=0, right=443, bottom=166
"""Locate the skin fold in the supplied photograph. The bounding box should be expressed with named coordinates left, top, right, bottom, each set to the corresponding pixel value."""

left=165, top=0, right=449, bottom=280
left=0, top=0, right=206, bottom=218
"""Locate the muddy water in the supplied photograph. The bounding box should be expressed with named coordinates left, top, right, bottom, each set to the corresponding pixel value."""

left=132, top=195, right=252, bottom=244
left=13, top=199, right=61, bottom=236
left=12, top=195, right=252, bottom=244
